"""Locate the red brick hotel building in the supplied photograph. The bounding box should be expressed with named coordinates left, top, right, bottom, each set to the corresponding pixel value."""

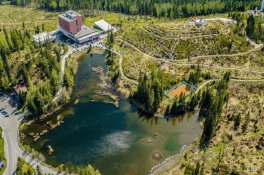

left=58, top=11, right=99, bottom=44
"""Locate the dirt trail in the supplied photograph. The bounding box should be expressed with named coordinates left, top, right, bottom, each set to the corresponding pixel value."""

left=117, top=39, right=264, bottom=74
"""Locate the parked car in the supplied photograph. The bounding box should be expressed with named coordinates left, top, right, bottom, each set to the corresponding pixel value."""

left=1, top=111, right=9, bottom=117
left=0, top=161, right=5, bottom=169
left=0, top=108, right=3, bottom=112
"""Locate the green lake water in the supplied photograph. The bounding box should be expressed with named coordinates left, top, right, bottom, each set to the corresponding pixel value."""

left=23, top=53, right=201, bottom=175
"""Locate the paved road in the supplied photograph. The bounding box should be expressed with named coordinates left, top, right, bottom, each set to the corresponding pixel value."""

left=0, top=95, right=59, bottom=175
left=0, top=95, right=20, bottom=175
left=52, top=46, right=75, bottom=102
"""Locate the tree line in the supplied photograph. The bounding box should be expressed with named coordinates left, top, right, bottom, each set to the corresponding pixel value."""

left=131, top=70, right=164, bottom=114
left=246, top=15, right=264, bottom=42
left=6, top=0, right=262, bottom=18
left=0, top=24, right=64, bottom=117
left=230, top=12, right=264, bottom=43
left=198, top=72, right=230, bottom=148
left=0, top=27, right=32, bottom=90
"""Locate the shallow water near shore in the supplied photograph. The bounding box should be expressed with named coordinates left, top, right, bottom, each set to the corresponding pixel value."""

left=23, top=53, right=201, bottom=175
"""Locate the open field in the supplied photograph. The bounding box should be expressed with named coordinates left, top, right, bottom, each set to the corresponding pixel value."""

left=118, top=27, right=174, bottom=58
left=187, top=50, right=264, bottom=72
left=117, top=17, right=252, bottom=60
left=0, top=5, right=58, bottom=32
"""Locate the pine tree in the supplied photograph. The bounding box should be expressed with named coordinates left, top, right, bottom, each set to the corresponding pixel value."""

left=199, top=73, right=230, bottom=148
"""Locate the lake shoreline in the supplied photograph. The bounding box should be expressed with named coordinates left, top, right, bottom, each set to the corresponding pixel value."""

left=20, top=51, right=202, bottom=175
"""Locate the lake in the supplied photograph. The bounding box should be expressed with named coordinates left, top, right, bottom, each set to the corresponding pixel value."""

left=22, top=53, right=201, bottom=175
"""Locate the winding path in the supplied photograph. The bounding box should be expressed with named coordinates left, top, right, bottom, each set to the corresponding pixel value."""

left=104, top=42, right=264, bottom=94
left=117, top=39, right=264, bottom=74
left=99, top=45, right=138, bottom=84
left=135, top=17, right=263, bottom=62
left=195, top=78, right=264, bottom=93
left=141, top=27, right=222, bottom=40
left=117, top=50, right=138, bottom=84
left=189, top=45, right=263, bottom=60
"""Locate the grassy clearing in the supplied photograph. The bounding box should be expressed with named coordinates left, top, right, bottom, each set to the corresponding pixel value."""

left=173, top=34, right=251, bottom=59
left=0, top=5, right=58, bottom=32
left=118, top=27, right=173, bottom=58
left=121, top=43, right=159, bottom=80
left=188, top=50, right=264, bottom=72
left=120, top=43, right=185, bottom=89
left=145, top=20, right=226, bottom=38
left=84, top=11, right=165, bottom=28
left=115, top=15, right=252, bottom=60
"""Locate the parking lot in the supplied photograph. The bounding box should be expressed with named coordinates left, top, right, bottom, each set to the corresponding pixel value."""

left=0, top=92, right=24, bottom=175
left=0, top=93, right=19, bottom=119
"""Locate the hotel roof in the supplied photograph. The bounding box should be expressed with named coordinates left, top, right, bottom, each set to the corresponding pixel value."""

left=74, top=26, right=98, bottom=39
left=59, top=10, right=82, bottom=22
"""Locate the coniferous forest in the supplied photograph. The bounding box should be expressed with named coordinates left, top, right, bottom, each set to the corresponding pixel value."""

left=132, top=70, right=164, bottom=113
left=4, top=0, right=262, bottom=18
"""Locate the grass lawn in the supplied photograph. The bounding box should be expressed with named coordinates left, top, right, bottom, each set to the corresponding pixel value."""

left=16, top=158, right=35, bottom=175
left=0, top=128, right=5, bottom=175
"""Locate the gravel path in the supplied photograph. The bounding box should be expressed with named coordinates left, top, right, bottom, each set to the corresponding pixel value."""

left=117, top=39, right=264, bottom=74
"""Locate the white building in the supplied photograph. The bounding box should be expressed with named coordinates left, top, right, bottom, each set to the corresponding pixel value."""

left=94, top=20, right=112, bottom=32
left=261, top=0, right=264, bottom=12
left=33, top=31, right=56, bottom=43
left=195, top=19, right=205, bottom=27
